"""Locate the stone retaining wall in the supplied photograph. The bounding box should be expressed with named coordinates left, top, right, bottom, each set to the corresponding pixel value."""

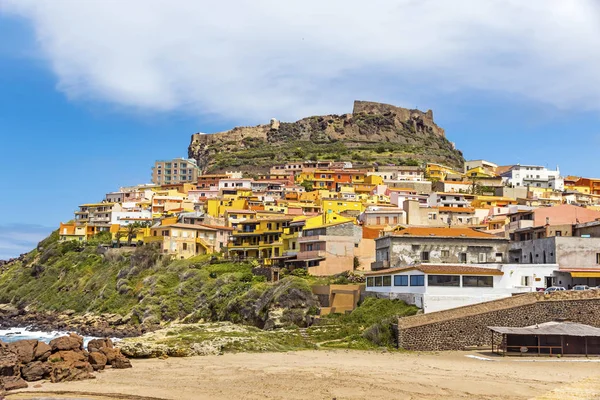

left=398, top=291, right=600, bottom=351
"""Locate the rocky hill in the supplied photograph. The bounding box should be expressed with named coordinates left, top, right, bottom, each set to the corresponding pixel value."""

left=188, top=100, right=464, bottom=174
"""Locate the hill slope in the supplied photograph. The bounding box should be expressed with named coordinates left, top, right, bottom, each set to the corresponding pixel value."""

left=188, top=100, right=464, bottom=173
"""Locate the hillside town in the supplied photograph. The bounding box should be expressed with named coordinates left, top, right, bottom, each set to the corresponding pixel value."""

left=57, top=157, right=600, bottom=315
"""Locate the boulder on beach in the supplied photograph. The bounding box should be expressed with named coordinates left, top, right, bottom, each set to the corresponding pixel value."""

left=0, top=375, right=28, bottom=391
left=21, top=361, right=50, bottom=382
left=87, top=338, right=113, bottom=353
left=0, top=333, right=131, bottom=389
left=88, top=351, right=108, bottom=371
left=33, top=341, right=52, bottom=361
left=49, top=333, right=83, bottom=352
left=7, top=339, right=37, bottom=364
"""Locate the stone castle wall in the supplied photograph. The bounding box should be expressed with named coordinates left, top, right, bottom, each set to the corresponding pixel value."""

left=398, top=291, right=600, bottom=351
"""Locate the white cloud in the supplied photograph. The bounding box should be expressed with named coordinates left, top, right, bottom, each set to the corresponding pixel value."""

left=3, top=0, right=600, bottom=122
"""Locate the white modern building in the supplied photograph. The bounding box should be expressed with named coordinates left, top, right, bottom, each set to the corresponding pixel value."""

left=500, top=164, right=564, bottom=191
left=365, top=263, right=558, bottom=313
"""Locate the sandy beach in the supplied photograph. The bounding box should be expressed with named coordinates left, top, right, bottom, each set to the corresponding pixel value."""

left=7, top=350, right=600, bottom=400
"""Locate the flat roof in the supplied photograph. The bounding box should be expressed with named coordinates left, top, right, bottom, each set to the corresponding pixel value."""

left=390, top=226, right=502, bottom=239
left=364, top=264, right=503, bottom=276
left=489, top=322, right=600, bottom=337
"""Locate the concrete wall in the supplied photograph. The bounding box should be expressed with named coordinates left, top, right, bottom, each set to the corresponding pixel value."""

left=509, top=236, right=600, bottom=268
left=377, top=236, right=508, bottom=266
left=397, top=290, right=600, bottom=350
left=386, top=180, right=432, bottom=194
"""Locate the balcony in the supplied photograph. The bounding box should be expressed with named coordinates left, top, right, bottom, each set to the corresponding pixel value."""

left=229, top=241, right=260, bottom=249
left=298, top=235, right=326, bottom=243
left=507, top=220, right=534, bottom=231
left=296, top=250, right=327, bottom=260
left=370, top=260, right=390, bottom=270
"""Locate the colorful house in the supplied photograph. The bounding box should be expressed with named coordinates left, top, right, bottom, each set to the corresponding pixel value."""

left=227, top=217, right=293, bottom=263
left=58, top=222, right=87, bottom=242
left=146, top=223, right=233, bottom=258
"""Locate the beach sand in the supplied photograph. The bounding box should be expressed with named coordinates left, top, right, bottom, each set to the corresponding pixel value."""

left=7, top=350, right=600, bottom=400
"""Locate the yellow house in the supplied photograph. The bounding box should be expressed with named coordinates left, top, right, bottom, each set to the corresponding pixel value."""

left=296, top=171, right=315, bottom=184
left=363, top=175, right=384, bottom=185
left=471, top=196, right=517, bottom=208
left=228, top=216, right=293, bottom=264
left=426, top=163, right=463, bottom=181
left=110, top=224, right=150, bottom=245
left=205, top=198, right=248, bottom=218
left=58, top=222, right=87, bottom=242
left=466, top=166, right=496, bottom=178
left=321, top=199, right=365, bottom=215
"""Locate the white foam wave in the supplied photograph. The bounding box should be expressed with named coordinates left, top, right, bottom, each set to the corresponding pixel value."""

left=0, top=326, right=100, bottom=346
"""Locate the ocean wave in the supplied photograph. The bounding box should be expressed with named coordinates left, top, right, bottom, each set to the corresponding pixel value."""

left=0, top=326, right=112, bottom=346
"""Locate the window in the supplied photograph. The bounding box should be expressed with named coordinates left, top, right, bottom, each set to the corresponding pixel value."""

left=375, top=276, right=383, bottom=287
left=421, top=251, right=430, bottom=262
left=428, top=275, right=460, bottom=286
left=555, top=231, right=562, bottom=236
left=182, top=243, right=188, bottom=251
left=463, top=276, right=493, bottom=287
left=367, top=277, right=374, bottom=287
left=495, top=253, right=503, bottom=262
left=596, top=253, right=600, bottom=264
left=521, top=276, right=531, bottom=286
left=383, top=276, right=392, bottom=286
left=441, top=250, right=450, bottom=258
left=410, top=275, right=424, bottom=286
left=394, top=275, right=408, bottom=286
left=459, top=253, right=467, bottom=263
left=478, top=253, right=487, bottom=263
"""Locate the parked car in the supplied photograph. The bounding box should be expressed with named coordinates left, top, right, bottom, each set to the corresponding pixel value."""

left=544, top=286, right=566, bottom=294
left=572, top=285, right=590, bottom=291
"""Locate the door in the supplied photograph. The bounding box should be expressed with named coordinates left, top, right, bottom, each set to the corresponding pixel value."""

left=545, top=276, right=553, bottom=288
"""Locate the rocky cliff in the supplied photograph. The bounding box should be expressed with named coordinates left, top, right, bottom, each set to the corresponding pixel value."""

left=188, top=100, right=464, bottom=173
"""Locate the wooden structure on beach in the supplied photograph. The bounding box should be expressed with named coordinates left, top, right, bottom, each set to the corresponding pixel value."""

left=489, top=321, right=600, bottom=356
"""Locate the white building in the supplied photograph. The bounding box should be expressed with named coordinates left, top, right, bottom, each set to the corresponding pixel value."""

left=365, top=263, right=558, bottom=313
left=427, top=192, right=472, bottom=208
left=218, top=178, right=253, bottom=192
left=501, top=164, right=564, bottom=191
left=368, top=166, right=424, bottom=182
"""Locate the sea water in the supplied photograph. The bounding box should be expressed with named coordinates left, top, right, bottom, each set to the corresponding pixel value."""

left=0, top=326, right=100, bottom=346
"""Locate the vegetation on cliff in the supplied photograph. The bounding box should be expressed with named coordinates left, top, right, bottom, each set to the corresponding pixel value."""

left=0, top=231, right=418, bottom=352
left=188, top=101, right=464, bottom=173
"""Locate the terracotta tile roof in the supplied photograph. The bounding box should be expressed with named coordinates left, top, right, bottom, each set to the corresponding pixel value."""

left=365, top=264, right=503, bottom=276
left=362, top=226, right=384, bottom=239
left=391, top=226, right=501, bottom=239
left=438, top=206, right=475, bottom=213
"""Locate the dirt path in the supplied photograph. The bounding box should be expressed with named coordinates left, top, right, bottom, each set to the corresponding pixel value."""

left=8, top=350, right=600, bottom=400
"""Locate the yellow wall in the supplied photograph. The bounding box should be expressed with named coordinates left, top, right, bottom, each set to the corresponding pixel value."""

left=321, top=199, right=365, bottom=215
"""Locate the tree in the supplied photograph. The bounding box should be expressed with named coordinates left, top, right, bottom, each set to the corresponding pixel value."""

left=115, top=231, right=124, bottom=248
left=126, top=223, right=140, bottom=246
left=300, top=181, right=314, bottom=192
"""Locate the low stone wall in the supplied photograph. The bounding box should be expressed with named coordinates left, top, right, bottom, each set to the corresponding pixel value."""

left=398, top=290, right=600, bottom=351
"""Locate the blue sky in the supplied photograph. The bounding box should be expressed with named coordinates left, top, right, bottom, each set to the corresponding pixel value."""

left=1, top=1, right=600, bottom=258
